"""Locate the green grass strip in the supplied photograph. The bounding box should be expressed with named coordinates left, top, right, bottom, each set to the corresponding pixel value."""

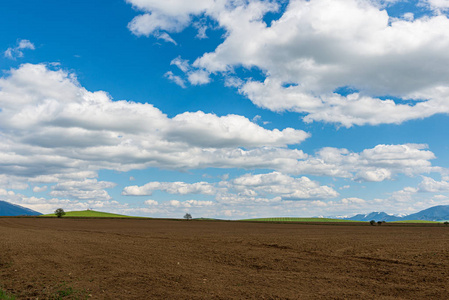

left=390, top=220, right=441, bottom=223
left=239, top=217, right=358, bottom=222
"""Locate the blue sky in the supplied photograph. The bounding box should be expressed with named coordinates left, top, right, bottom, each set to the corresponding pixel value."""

left=1, top=0, right=449, bottom=219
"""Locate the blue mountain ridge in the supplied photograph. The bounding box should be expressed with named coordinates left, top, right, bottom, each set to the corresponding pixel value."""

left=0, top=200, right=42, bottom=216
left=345, top=205, right=449, bottom=222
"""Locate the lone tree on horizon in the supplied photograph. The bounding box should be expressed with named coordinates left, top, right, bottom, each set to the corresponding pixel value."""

left=55, top=208, right=66, bottom=218
left=184, top=213, right=192, bottom=220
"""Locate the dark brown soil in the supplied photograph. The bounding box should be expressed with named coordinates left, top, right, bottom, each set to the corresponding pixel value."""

left=1, top=218, right=448, bottom=299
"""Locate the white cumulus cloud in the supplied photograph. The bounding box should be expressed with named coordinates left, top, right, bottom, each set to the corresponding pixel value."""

left=123, top=181, right=216, bottom=196
left=125, top=171, right=339, bottom=205
left=0, top=63, right=309, bottom=193
left=128, top=0, right=449, bottom=126
left=418, top=176, right=449, bottom=193
left=4, top=39, right=35, bottom=60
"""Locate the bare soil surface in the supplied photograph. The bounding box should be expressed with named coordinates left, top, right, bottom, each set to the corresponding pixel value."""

left=1, top=218, right=448, bottom=299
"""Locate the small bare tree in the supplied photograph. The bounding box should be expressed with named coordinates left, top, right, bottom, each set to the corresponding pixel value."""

left=184, top=213, right=192, bottom=220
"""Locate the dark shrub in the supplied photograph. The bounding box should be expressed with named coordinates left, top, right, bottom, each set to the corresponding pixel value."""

left=55, top=208, right=66, bottom=218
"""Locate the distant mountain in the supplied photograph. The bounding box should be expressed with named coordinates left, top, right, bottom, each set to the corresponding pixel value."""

left=346, top=212, right=402, bottom=222
left=401, top=205, right=449, bottom=221
left=0, top=200, right=42, bottom=216
left=345, top=205, right=449, bottom=222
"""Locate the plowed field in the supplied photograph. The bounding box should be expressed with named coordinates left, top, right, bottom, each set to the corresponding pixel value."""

left=1, top=218, right=448, bottom=299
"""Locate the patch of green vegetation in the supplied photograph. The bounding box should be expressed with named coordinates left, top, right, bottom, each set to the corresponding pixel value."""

left=39, top=210, right=142, bottom=218
left=239, top=217, right=358, bottom=222
left=0, top=288, right=15, bottom=300
left=51, top=283, right=88, bottom=300
left=391, top=220, right=441, bottom=224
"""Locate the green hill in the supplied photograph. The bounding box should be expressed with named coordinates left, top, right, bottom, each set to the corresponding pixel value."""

left=390, top=220, right=441, bottom=224
left=40, top=210, right=139, bottom=218
left=239, top=217, right=358, bottom=222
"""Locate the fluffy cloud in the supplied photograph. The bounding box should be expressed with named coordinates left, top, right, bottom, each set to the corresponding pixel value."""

left=123, top=181, right=216, bottom=196
left=165, top=199, right=215, bottom=207
left=164, top=71, right=186, bottom=88
left=169, top=112, right=309, bottom=148
left=126, top=0, right=216, bottom=42
left=226, top=172, right=339, bottom=201
left=288, top=144, right=439, bottom=181
left=133, top=194, right=365, bottom=219
left=424, top=0, right=449, bottom=11
left=144, top=199, right=159, bottom=206
left=187, top=70, right=211, bottom=85
left=0, top=64, right=439, bottom=202
left=367, top=176, right=449, bottom=210
left=32, top=186, right=48, bottom=193
left=390, top=186, right=418, bottom=202
left=49, top=179, right=116, bottom=201
left=124, top=171, right=339, bottom=205
left=0, top=175, right=28, bottom=190
left=4, top=39, right=35, bottom=60
left=340, top=197, right=366, bottom=205
left=213, top=0, right=449, bottom=126
left=130, top=0, right=449, bottom=126
left=418, top=176, right=449, bottom=192
left=128, top=177, right=449, bottom=219
left=125, top=172, right=449, bottom=219
left=241, top=81, right=446, bottom=127
left=0, top=63, right=309, bottom=185
left=138, top=199, right=215, bottom=217
left=0, top=62, right=316, bottom=208
left=169, top=57, right=211, bottom=87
